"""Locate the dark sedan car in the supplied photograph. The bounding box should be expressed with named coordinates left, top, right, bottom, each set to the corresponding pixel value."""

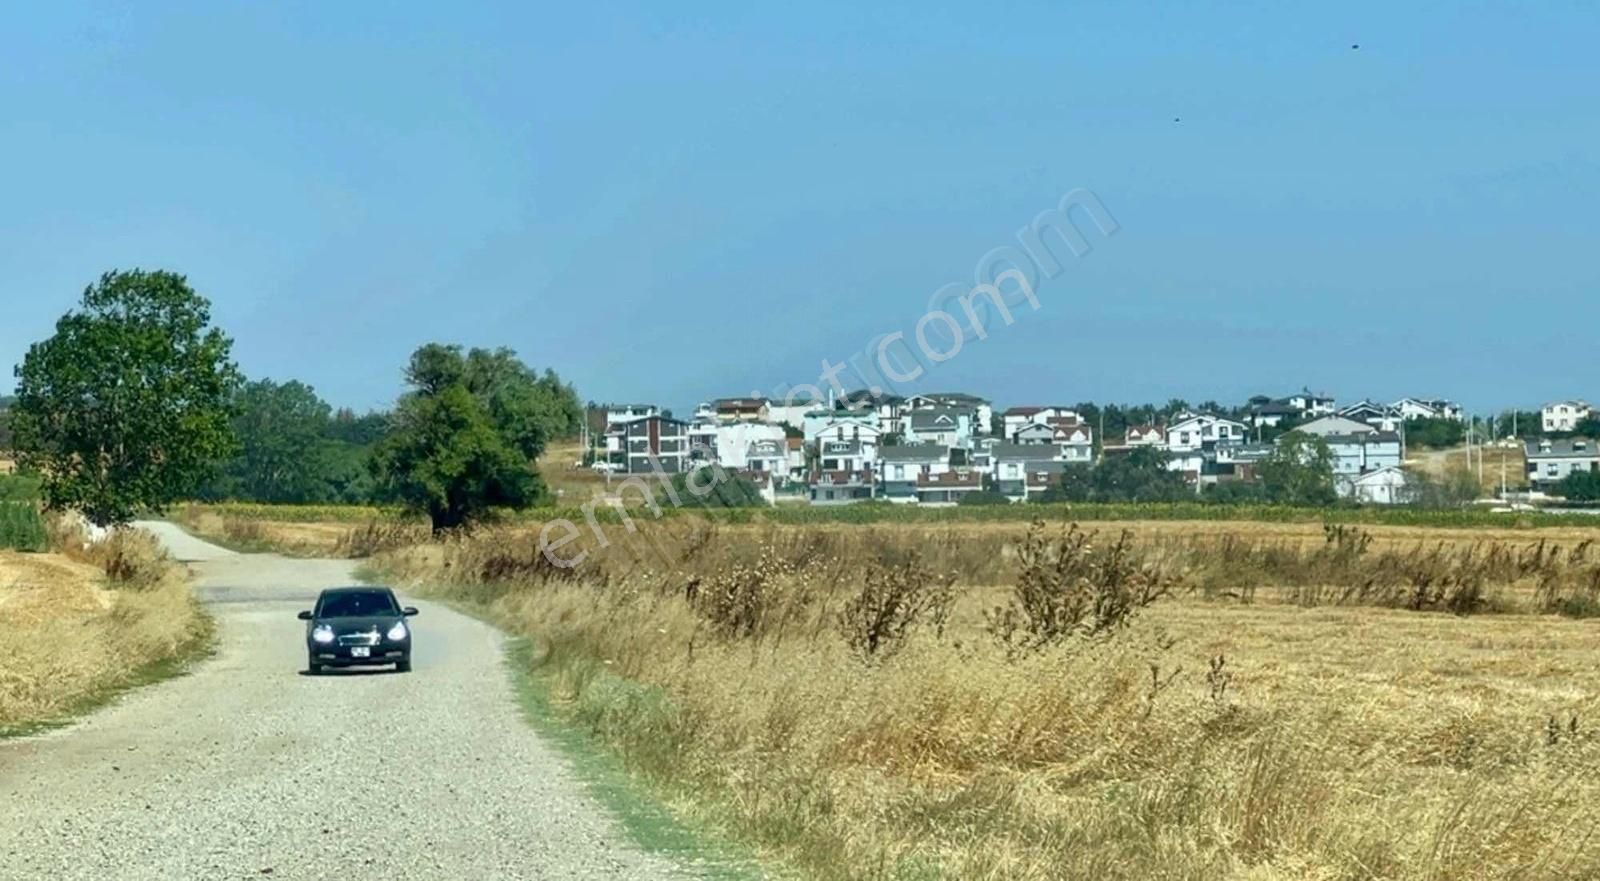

left=299, top=587, right=418, bottom=674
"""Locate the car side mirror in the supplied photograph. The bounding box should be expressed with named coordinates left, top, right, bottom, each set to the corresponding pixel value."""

left=297, top=611, right=313, bottom=621
left=402, top=607, right=419, bottom=617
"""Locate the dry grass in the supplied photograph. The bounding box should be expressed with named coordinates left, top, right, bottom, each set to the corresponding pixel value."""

left=0, top=520, right=211, bottom=732
left=359, top=517, right=1600, bottom=880
left=171, top=505, right=422, bottom=558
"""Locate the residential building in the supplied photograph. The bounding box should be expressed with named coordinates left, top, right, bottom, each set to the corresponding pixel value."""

left=803, top=408, right=880, bottom=441
left=902, top=407, right=972, bottom=448
left=1165, top=414, right=1248, bottom=453
left=1349, top=466, right=1413, bottom=505
left=1394, top=398, right=1466, bottom=422
left=1000, top=406, right=1080, bottom=440
left=1123, top=424, right=1166, bottom=447
left=1295, top=415, right=1378, bottom=438
left=807, top=417, right=882, bottom=462
left=605, top=404, right=660, bottom=427
left=1286, top=390, right=1337, bottom=418
left=990, top=442, right=1071, bottom=502
left=1338, top=400, right=1402, bottom=432
left=1323, top=431, right=1403, bottom=489
left=879, top=444, right=952, bottom=504
left=712, top=397, right=771, bottom=423
left=914, top=471, right=985, bottom=506
left=910, top=393, right=993, bottom=436
left=1211, top=442, right=1276, bottom=485
left=1542, top=401, right=1592, bottom=434
left=708, top=422, right=787, bottom=470
left=606, top=415, right=690, bottom=474
left=809, top=440, right=877, bottom=504
left=765, top=401, right=815, bottom=431
left=1246, top=399, right=1304, bottom=428
left=1050, top=421, right=1095, bottom=463
left=743, top=439, right=789, bottom=478
left=1526, top=438, right=1600, bottom=488
left=785, top=437, right=807, bottom=480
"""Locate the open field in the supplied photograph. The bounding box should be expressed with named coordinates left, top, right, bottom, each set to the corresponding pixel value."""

left=0, top=524, right=212, bottom=734
left=1407, top=444, right=1529, bottom=492
left=348, top=514, right=1600, bottom=880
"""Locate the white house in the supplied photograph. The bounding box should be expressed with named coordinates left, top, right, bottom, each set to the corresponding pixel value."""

left=990, top=443, right=1070, bottom=502
left=902, top=407, right=972, bottom=448
left=808, top=418, right=882, bottom=462
left=1286, top=390, right=1337, bottom=418
left=803, top=408, right=880, bottom=441
left=765, top=402, right=815, bottom=431
left=743, top=438, right=789, bottom=479
left=1165, top=414, right=1248, bottom=453
left=910, top=393, right=993, bottom=436
left=1542, top=401, right=1592, bottom=434
left=1123, top=424, right=1166, bottom=447
left=879, top=444, right=952, bottom=504
left=1051, top=422, right=1095, bottom=463
left=709, top=422, right=788, bottom=470
left=1000, top=406, right=1080, bottom=440
left=1526, top=438, right=1600, bottom=488
left=1349, top=466, right=1414, bottom=505
left=1338, top=401, right=1402, bottom=432
left=1393, top=398, right=1466, bottom=423
left=810, top=439, right=877, bottom=504
left=1321, top=431, right=1403, bottom=479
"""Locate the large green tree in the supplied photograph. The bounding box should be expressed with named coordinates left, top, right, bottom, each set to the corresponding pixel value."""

left=11, top=270, right=242, bottom=526
left=209, top=380, right=333, bottom=503
left=372, top=344, right=578, bottom=531
left=1258, top=432, right=1338, bottom=505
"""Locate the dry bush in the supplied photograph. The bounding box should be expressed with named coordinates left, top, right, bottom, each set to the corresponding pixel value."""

left=332, top=520, right=430, bottom=558
left=836, top=555, right=957, bottom=659
left=986, top=521, right=1177, bottom=654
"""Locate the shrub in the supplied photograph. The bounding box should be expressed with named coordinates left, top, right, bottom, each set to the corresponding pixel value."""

left=986, top=521, right=1176, bottom=653
left=836, top=555, right=957, bottom=658
left=0, top=503, right=48, bottom=552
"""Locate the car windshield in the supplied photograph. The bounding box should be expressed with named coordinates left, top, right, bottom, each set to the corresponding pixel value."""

left=317, top=591, right=399, bottom=618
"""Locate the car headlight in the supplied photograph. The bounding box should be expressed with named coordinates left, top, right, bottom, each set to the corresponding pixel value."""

left=312, top=625, right=335, bottom=644
left=386, top=622, right=409, bottom=641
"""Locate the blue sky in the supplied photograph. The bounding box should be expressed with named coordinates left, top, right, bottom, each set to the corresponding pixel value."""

left=3, top=2, right=1597, bottom=415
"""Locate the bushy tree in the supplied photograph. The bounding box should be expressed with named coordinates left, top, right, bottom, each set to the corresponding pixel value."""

left=372, top=344, right=576, bottom=531
left=11, top=270, right=242, bottom=526
left=201, top=380, right=384, bottom=504
left=1257, top=433, right=1337, bottom=505
left=0, top=395, right=14, bottom=451
left=211, top=380, right=332, bottom=502
left=669, top=468, right=769, bottom=507
left=1042, top=447, right=1190, bottom=503
left=1403, top=417, right=1465, bottom=449
left=1558, top=469, right=1600, bottom=502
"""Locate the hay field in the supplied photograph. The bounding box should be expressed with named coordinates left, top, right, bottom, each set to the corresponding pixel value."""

left=0, top=526, right=211, bottom=732
left=343, top=515, right=1600, bottom=880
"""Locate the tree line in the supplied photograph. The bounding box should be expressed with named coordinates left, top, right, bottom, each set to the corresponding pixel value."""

left=8, top=270, right=583, bottom=530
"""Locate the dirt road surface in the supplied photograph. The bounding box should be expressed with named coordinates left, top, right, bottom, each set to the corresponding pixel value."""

left=0, top=522, right=690, bottom=880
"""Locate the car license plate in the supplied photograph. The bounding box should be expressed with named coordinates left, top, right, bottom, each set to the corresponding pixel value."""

left=351, top=647, right=370, bottom=658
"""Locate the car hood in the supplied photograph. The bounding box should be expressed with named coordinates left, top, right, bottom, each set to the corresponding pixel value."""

left=315, top=615, right=404, bottom=632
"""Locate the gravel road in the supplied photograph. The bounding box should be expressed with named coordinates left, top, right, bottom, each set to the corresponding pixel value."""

left=0, top=522, right=690, bottom=880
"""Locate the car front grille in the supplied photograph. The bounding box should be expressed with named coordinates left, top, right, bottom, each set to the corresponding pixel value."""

left=336, top=631, right=380, bottom=647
